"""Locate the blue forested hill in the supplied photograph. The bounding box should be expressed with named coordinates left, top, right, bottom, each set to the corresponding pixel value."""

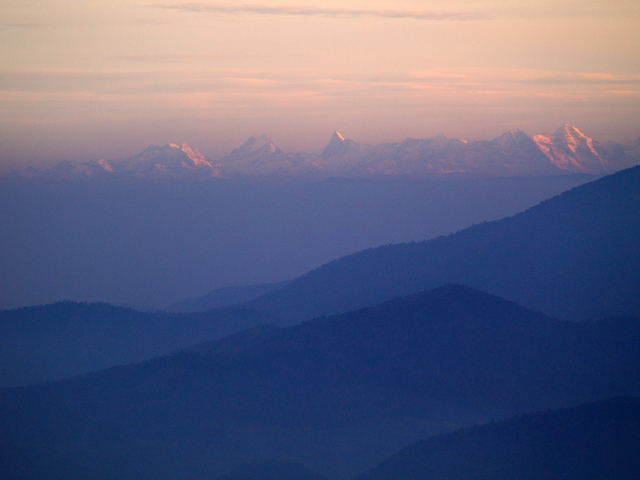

left=0, top=301, right=276, bottom=387
left=246, top=165, right=640, bottom=323
left=0, top=173, right=595, bottom=311
left=166, top=280, right=292, bottom=313
left=356, top=396, right=640, bottom=480
left=1, top=286, right=639, bottom=480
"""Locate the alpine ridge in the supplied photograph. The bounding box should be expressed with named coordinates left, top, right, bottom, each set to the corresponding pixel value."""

left=6, top=126, right=639, bottom=180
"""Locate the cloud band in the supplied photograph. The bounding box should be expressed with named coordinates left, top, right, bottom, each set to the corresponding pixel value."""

left=152, top=3, right=489, bottom=21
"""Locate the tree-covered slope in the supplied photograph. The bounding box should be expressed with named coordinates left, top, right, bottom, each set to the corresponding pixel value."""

left=166, top=280, right=292, bottom=313
left=1, top=286, right=639, bottom=479
left=247, top=166, right=640, bottom=322
left=0, top=301, right=276, bottom=387
left=356, top=396, right=640, bottom=480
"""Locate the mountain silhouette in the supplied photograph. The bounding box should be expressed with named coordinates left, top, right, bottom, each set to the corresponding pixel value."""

left=246, top=165, right=640, bottom=322
left=2, top=286, right=639, bottom=480
left=0, top=302, right=276, bottom=387
left=356, top=396, right=640, bottom=480
left=166, top=280, right=292, bottom=313
left=0, top=172, right=594, bottom=311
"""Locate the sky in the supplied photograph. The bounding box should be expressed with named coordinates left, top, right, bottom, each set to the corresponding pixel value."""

left=1, top=0, right=639, bottom=168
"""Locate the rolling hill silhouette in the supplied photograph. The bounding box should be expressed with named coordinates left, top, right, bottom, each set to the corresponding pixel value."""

left=2, top=286, right=639, bottom=479
left=166, top=280, right=292, bottom=313
left=246, top=165, right=640, bottom=322
left=0, top=302, right=276, bottom=387
left=356, top=396, right=640, bottom=480
left=1, top=172, right=593, bottom=311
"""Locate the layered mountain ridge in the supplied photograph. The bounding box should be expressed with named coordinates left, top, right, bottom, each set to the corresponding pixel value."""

left=357, top=396, right=640, bottom=480
left=244, top=164, right=640, bottom=322
left=6, top=125, right=639, bottom=180
left=1, top=163, right=639, bottom=479
left=12, top=142, right=223, bottom=180
left=0, top=302, right=277, bottom=387
left=2, top=285, right=640, bottom=480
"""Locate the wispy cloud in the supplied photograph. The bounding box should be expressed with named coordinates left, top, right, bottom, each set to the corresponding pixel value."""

left=116, top=53, right=261, bottom=64
left=524, top=73, right=640, bottom=86
left=151, top=3, right=490, bottom=21
left=4, top=67, right=640, bottom=98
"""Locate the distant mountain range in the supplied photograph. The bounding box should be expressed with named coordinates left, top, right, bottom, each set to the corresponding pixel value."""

left=5, top=143, right=222, bottom=180
left=5, top=125, right=640, bottom=180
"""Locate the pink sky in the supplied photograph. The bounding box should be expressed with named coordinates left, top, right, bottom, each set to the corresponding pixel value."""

left=1, top=0, right=639, bottom=168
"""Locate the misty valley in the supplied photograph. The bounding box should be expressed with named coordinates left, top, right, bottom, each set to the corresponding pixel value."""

left=1, top=145, right=640, bottom=479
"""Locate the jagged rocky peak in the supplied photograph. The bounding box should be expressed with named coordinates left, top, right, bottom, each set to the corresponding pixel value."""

left=553, top=125, right=599, bottom=155
left=321, top=131, right=358, bottom=157
left=534, top=125, right=597, bottom=153
left=92, top=158, right=114, bottom=172
left=171, top=143, right=210, bottom=168
left=230, top=134, right=280, bottom=157
left=330, top=131, right=346, bottom=143
left=556, top=124, right=588, bottom=139
left=123, top=143, right=214, bottom=170
left=495, top=128, right=534, bottom=146
left=41, top=158, right=116, bottom=179
left=426, top=132, right=467, bottom=150
left=498, top=128, right=527, bottom=139
left=533, top=125, right=606, bottom=173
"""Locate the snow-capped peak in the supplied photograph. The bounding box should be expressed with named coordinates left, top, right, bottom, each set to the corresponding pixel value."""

left=176, top=143, right=209, bottom=167
left=557, top=124, right=585, bottom=137
left=554, top=125, right=591, bottom=152
left=230, top=134, right=279, bottom=157
left=533, top=125, right=606, bottom=173
left=496, top=129, right=531, bottom=146
left=118, top=142, right=215, bottom=173
left=322, top=131, right=354, bottom=157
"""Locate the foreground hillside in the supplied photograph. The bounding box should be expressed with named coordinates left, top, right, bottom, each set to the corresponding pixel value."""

left=247, top=165, right=640, bottom=322
left=357, top=396, right=640, bottom=480
left=1, top=286, right=639, bottom=479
